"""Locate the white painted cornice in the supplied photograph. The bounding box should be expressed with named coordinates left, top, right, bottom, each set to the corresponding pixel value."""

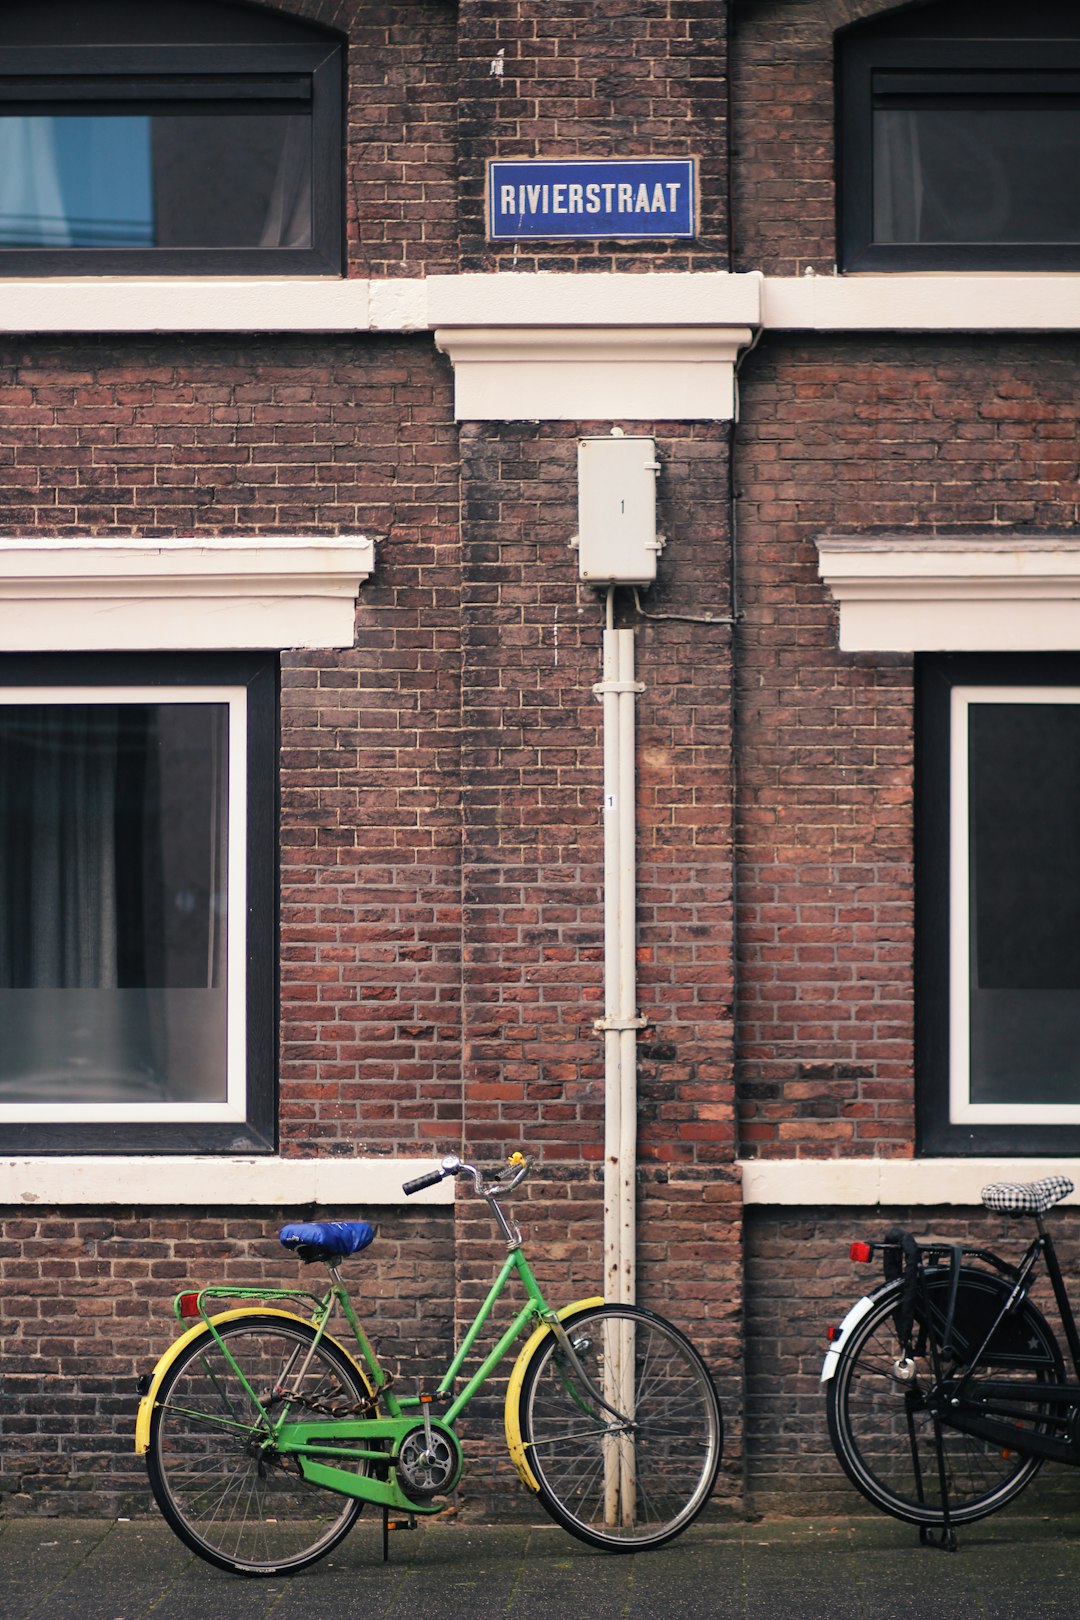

left=817, top=535, right=1080, bottom=652
left=0, top=1155, right=453, bottom=1207
left=739, top=1157, right=1080, bottom=1208
left=0, top=534, right=374, bottom=651
left=434, top=324, right=755, bottom=421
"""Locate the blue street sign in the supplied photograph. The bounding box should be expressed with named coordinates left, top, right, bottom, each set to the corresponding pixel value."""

left=488, top=159, right=697, bottom=241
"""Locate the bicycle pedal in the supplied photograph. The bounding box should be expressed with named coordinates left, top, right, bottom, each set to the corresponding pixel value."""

left=385, top=1516, right=417, bottom=1533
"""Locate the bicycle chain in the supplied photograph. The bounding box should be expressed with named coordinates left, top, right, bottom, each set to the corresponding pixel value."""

left=272, top=1370, right=390, bottom=1420
left=275, top=1380, right=380, bottom=1419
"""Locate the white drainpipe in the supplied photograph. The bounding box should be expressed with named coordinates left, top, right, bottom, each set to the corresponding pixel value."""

left=596, top=592, right=644, bottom=1309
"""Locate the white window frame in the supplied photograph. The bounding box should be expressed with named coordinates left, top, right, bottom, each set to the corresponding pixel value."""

left=0, top=681, right=248, bottom=1127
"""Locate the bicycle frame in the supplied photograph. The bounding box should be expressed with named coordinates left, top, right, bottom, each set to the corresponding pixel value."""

left=153, top=1239, right=599, bottom=1515
left=900, top=1219, right=1080, bottom=1468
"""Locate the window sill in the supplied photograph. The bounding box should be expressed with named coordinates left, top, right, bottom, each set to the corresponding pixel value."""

left=762, top=273, right=1080, bottom=331
left=739, top=1157, right=1080, bottom=1207
left=0, top=277, right=428, bottom=333
left=0, top=1155, right=454, bottom=1207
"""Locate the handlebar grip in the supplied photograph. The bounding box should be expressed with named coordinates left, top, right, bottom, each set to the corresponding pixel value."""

left=402, top=1169, right=445, bottom=1196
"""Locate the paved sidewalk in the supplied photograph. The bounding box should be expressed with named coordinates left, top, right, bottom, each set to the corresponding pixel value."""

left=5, top=1512, right=1080, bottom=1620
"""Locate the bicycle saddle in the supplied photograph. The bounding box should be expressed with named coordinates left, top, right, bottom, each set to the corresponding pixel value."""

left=279, top=1220, right=375, bottom=1263
left=981, top=1176, right=1074, bottom=1215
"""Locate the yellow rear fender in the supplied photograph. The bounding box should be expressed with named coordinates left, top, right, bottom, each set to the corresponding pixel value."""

left=503, top=1297, right=605, bottom=1493
left=134, top=1308, right=371, bottom=1454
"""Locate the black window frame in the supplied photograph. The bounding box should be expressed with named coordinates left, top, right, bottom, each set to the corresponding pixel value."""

left=0, top=40, right=343, bottom=276
left=838, top=33, right=1080, bottom=272
left=917, top=653, right=1080, bottom=1156
left=0, top=650, right=278, bottom=1156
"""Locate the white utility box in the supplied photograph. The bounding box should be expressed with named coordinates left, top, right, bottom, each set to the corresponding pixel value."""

left=573, top=435, right=663, bottom=585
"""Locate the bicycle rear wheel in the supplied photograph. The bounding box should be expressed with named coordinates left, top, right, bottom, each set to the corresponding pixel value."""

left=826, top=1269, right=1062, bottom=1527
left=146, top=1314, right=371, bottom=1575
left=517, top=1303, right=722, bottom=1551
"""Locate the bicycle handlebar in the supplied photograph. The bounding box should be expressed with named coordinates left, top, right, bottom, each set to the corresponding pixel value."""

left=401, top=1168, right=446, bottom=1195
left=402, top=1152, right=531, bottom=1198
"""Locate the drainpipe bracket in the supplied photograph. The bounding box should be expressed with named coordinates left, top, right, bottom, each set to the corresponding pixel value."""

left=593, top=1014, right=648, bottom=1033
left=591, top=678, right=645, bottom=699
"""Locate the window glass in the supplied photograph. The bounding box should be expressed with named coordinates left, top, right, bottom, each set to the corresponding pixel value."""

left=0, top=112, right=312, bottom=250
left=964, top=696, right=1080, bottom=1107
left=873, top=105, right=1080, bottom=246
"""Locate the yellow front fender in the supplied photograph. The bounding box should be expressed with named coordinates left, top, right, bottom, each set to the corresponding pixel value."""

left=134, top=1308, right=371, bottom=1454
left=503, top=1297, right=604, bottom=1493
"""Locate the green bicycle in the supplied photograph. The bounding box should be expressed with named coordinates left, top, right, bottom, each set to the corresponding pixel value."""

left=135, top=1152, right=723, bottom=1575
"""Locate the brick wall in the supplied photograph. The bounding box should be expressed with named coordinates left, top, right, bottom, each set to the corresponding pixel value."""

left=1, top=0, right=754, bottom=1523
left=458, top=420, right=738, bottom=1172
left=453, top=417, right=743, bottom=1510
left=733, top=334, right=1080, bottom=1160
left=456, top=0, right=730, bottom=272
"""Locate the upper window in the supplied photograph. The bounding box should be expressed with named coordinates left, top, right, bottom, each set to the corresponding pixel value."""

left=0, top=0, right=343, bottom=275
left=838, top=1, right=1080, bottom=271
left=917, top=655, right=1080, bottom=1155
left=0, top=652, right=277, bottom=1155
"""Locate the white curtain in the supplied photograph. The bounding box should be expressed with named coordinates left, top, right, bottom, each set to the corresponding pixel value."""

left=0, top=117, right=71, bottom=246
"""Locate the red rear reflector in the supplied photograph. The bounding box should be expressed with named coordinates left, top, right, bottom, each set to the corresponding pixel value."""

left=850, top=1241, right=872, bottom=1263
left=827, top=1325, right=840, bottom=1342
left=178, top=1292, right=201, bottom=1319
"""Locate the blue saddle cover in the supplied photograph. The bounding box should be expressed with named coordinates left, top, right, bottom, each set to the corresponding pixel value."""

left=279, top=1220, right=375, bottom=1260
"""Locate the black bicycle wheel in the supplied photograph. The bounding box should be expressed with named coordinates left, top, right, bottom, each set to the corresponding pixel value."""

left=517, top=1303, right=723, bottom=1551
left=826, top=1268, right=1063, bottom=1527
left=147, top=1313, right=371, bottom=1575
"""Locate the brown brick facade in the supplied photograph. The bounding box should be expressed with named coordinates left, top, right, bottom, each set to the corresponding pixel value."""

left=4, top=0, right=1079, bottom=1533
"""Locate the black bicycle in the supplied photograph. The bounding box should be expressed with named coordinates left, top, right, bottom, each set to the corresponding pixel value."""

left=822, top=1175, right=1079, bottom=1549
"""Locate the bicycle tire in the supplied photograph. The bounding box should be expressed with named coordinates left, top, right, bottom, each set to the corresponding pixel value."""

left=826, top=1267, right=1063, bottom=1528
left=146, top=1313, right=371, bottom=1575
left=517, top=1303, right=723, bottom=1551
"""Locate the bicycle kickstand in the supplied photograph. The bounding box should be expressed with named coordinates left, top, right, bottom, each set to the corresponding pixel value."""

left=919, top=1415, right=958, bottom=1553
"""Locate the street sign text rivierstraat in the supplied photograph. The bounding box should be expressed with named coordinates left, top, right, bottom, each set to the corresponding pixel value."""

left=487, top=159, right=698, bottom=241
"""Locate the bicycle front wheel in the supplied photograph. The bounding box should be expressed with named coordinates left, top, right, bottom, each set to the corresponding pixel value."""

left=146, top=1314, right=372, bottom=1575
left=517, top=1303, right=722, bottom=1551
left=826, top=1269, right=1062, bottom=1528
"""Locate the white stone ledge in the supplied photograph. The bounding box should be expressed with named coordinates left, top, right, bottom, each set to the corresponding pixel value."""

left=0, top=1156, right=454, bottom=1208
left=0, top=534, right=374, bottom=651
left=3, top=272, right=1080, bottom=338
left=739, top=1157, right=1080, bottom=1207
left=817, top=535, right=1080, bottom=652
left=762, top=274, right=1080, bottom=331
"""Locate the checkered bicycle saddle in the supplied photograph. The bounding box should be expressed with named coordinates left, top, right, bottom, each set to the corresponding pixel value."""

left=981, top=1176, right=1074, bottom=1215
left=279, top=1220, right=375, bottom=1263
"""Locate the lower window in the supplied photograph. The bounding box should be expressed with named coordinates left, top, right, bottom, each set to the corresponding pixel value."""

left=0, top=652, right=276, bottom=1154
left=918, top=655, right=1080, bottom=1154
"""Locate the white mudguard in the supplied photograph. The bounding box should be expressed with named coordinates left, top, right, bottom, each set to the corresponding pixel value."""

left=820, top=1293, right=875, bottom=1382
